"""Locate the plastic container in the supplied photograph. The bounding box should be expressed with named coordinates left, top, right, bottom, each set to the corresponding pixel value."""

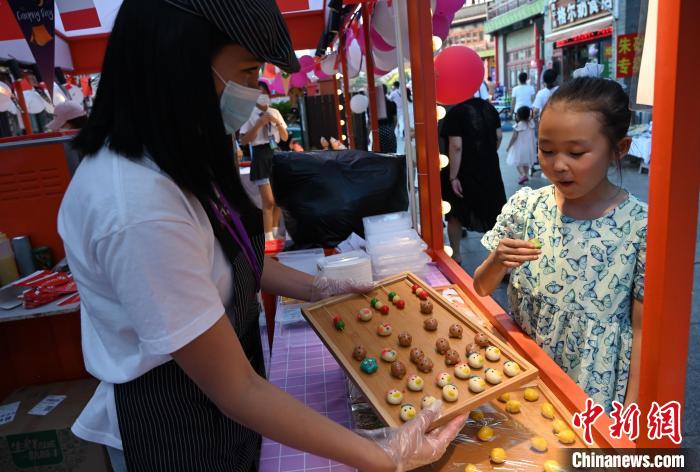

left=276, top=248, right=326, bottom=276
left=362, top=211, right=411, bottom=237
left=317, top=250, right=372, bottom=282
left=365, top=229, right=427, bottom=255
left=0, top=232, right=20, bottom=286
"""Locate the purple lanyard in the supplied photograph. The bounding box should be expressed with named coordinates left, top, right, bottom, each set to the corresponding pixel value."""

left=209, top=185, right=262, bottom=291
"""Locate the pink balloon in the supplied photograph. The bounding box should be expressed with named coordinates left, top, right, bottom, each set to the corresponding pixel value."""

left=314, top=63, right=330, bottom=80
left=434, top=46, right=484, bottom=105
left=356, top=27, right=366, bottom=54
left=299, top=55, right=315, bottom=73
left=432, top=13, right=451, bottom=40
left=370, top=27, right=395, bottom=52
left=290, top=72, right=309, bottom=89
left=435, top=0, right=465, bottom=16
left=270, top=75, right=285, bottom=94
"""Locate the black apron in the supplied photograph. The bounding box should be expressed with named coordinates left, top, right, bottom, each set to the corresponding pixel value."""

left=114, top=232, right=266, bottom=472
left=250, top=143, right=274, bottom=182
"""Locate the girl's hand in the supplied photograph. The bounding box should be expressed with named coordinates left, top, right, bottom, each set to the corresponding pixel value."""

left=494, top=238, right=541, bottom=268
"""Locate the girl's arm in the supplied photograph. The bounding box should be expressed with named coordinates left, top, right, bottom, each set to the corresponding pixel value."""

left=506, top=130, right=518, bottom=151
left=173, top=316, right=466, bottom=470
left=624, top=299, right=643, bottom=407
left=473, top=238, right=540, bottom=296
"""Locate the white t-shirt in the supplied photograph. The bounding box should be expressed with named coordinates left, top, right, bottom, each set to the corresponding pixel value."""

left=533, top=86, right=559, bottom=111
left=58, top=147, right=233, bottom=449
left=240, top=106, right=286, bottom=146
left=474, top=81, right=490, bottom=100
left=388, top=89, right=403, bottom=115
left=511, top=84, right=535, bottom=110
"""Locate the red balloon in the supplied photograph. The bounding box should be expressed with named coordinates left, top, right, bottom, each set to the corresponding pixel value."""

left=434, top=46, right=483, bottom=105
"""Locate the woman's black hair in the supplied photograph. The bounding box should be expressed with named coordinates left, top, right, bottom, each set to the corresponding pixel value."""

left=543, top=77, right=631, bottom=154
left=516, top=106, right=530, bottom=122
left=72, top=0, right=262, bottom=259
left=66, top=115, right=88, bottom=129
left=406, top=87, right=413, bottom=103
left=518, top=72, right=528, bottom=84
left=258, top=80, right=271, bottom=95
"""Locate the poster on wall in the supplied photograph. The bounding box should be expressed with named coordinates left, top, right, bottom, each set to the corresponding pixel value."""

left=616, top=33, right=642, bottom=78
left=6, top=0, right=55, bottom=99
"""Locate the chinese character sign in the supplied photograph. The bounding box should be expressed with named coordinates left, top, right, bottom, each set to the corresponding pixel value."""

left=617, top=33, right=639, bottom=78
left=552, top=0, right=614, bottom=30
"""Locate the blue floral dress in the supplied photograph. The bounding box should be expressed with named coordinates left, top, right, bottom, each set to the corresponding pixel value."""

left=482, top=186, right=647, bottom=411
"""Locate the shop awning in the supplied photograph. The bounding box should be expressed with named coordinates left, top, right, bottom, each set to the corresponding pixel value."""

left=545, top=15, right=614, bottom=43
left=484, top=0, right=545, bottom=34
left=478, top=49, right=495, bottom=58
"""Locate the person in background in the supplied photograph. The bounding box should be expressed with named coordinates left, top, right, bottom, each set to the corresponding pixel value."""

left=240, top=80, right=287, bottom=241
left=474, top=79, right=490, bottom=101
left=58, top=0, right=464, bottom=470
left=320, top=136, right=330, bottom=150
left=379, top=83, right=397, bottom=153
left=532, top=69, right=559, bottom=122
left=511, top=72, right=535, bottom=120
left=486, top=76, right=496, bottom=101
left=506, top=106, right=537, bottom=185
left=474, top=77, right=647, bottom=412
left=441, top=97, right=506, bottom=264
left=47, top=101, right=87, bottom=131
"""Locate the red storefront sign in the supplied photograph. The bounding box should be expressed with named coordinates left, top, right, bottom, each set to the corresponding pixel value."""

left=616, top=32, right=643, bottom=78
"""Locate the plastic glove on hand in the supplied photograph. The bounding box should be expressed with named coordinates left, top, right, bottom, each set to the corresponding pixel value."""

left=358, top=400, right=466, bottom=471
left=310, top=276, right=375, bottom=302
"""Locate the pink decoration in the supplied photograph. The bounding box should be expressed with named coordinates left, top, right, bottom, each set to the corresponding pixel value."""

left=432, top=13, right=451, bottom=41
left=434, top=46, right=483, bottom=105
left=298, top=55, right=315, bottom=73
left=290, top=71, right=309, bottom=89
left=270, top=75, right=285, bottom=95
left=370, top=27, right=395, bottom=52
left=314, top=63, right=330, bottom=80
left=435, top=0, right=465, bottom=16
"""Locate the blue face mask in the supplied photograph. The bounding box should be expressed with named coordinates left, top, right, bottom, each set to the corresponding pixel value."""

left=213, top=68, right=260, bottom=133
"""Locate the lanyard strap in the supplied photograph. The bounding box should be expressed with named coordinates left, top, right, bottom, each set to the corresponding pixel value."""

left=209, top=185, right=262, bottom=291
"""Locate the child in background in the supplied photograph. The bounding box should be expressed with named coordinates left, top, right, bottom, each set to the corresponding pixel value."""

left=506, top=106, right=537, bottom=185
left=473, top=77, right=647, bottom=412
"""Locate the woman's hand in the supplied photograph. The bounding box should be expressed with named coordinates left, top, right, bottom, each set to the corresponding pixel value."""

left=450, top=178, right=463, bottom=198
left=309, top=276, right=375, bottom=302
left=493, top=238, right=540, bottom=268
left=360, top=401, right=466, bottom=471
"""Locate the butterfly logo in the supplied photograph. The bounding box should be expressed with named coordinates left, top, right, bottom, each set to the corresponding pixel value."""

left=561, top=215, right=576, bottom=224
left=604, top=331, right=616, bottom=347
left=520, top=263, right=532, bottom=277
left=608, top=274, right=630, bottom=294
left=539, top=255, right=555, bottom=275
left=549, top=235, right=562, bottom=247
left=592, top=294, right=613, bottom=311
left=566, top=353, right=582, bottom=370
left=579, top=220, right=601, bottom=238
left=600, top=213, right=618, bottom=228
left=577, top=347, right=592, bottom=359
left=586, top=386, right=601, bottom=397
left=591, top=245, right=605, bottom=263
left=620, top=253, right=635, bottom=265
left=611, top=221, right=631, bottom=239
left=526, top=275, right=540, bottom=288
left=559, top=226, right=573, bottom=246
left=567, top=255, right=588, bottom=272
left=591, top=324, right=605, bottom=336
left=591, top=371, right=612, bottom=387
left=630, top=204, right=645, bottom=220
left=577, top=240, right=589, bottom=249
left=559, top=248, right=569, bottom=258
left=561, top=268, right=577, bottom=285
left=564, top=289, right=584, bottom=311
left=546, top=281, right=564, bottom=294
left=582, top=280, right=598, bottom=299
left=534, top=221, right=546, bottom=235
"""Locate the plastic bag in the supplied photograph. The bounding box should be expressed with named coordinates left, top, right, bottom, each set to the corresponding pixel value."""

left=272, top=150, right=408, bottom=248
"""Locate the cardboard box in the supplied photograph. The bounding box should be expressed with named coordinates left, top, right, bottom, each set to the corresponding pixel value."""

left=0, top=379, right=110, bottom=471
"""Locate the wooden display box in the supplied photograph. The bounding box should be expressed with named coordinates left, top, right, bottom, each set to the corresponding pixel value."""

left=302, top=273, right=538, bottom=429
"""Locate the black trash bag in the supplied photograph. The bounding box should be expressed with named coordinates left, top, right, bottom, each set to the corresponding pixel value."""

left=272, top=150, right=408, bottom=248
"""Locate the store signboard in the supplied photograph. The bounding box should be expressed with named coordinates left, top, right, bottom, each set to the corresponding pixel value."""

left=551, top=0, right=614, bottom=31
left=616, top=32, right=643, bottom=78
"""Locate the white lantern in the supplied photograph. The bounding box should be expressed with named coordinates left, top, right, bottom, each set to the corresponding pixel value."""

left=350, top=94, right=370, bottom=114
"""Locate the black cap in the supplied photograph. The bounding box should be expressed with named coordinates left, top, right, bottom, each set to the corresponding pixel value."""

left=164, top=0, right=300, bottom=73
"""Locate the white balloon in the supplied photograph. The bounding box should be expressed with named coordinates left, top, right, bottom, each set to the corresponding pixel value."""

left=373, top=46, right=398, bottom=72
left=0, top=82, right=13, bottom=112
left=371, top=0, right=411, bottom=60
left=347, top=39, right=362, bottom=78
left=68, top=86, right=84, bottom=102
left=320, top=53, right=339, bottom=76
left=350, top=94, right=369, bottom=114
left=53, top=83, right=67, bottom=105
left=23, top=90, right=46, bottom=114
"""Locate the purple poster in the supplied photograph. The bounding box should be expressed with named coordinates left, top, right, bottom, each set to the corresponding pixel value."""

left=7, top=0, right=55, bottom=100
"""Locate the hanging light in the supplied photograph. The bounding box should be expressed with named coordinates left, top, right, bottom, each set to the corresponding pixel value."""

left=441, top=201, right=452, bottom=215
left=444, top=246, right=454, bottom=257
left=340, top=119, right=346, bottom=126
left=337, top=89, right=343, bottom=95
left=338, top=104, right=344, bottom=111
left=342, top=134, right=347, bottom=140
left=439, top=154, right=449, bottom=169
left=335, top=72, right=343, bottom=79
left=436, top=106, right=446, bottom=120
left=432, top=36, right=443, bottom=52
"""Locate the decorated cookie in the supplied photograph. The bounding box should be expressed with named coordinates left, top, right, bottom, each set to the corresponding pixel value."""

left=454, top=363, right=471, bottom=379
left=357, top=308, right=373, bottom=322
left=360, top=357, right=378, bottom=374
left=445, top=349, right=460, bottom=366
left=465, top=343, right=480, bottom=355
left=409, top=347, right=425, bottom=364
left=398, top=331, right=412, bottom=347
left=380, top=348, right=398, bottom=363
left=332, top=315, right=345, bottom=331
left=377, top=323, right=392, bottom=337
left=390, top=361, right=407, bottom=379
left=468, top=376, right=486, bottom=393
left=417, top=356, right=434, bottom=373
left=423, top=318, right=438, bottom=331
left=485, top=346, right=501, bottom=362
left=474, top=332, right=490, bottom=347
left=435, top=338, right=450, bottom=355
left=436, top=372, right=453, bottom=388
left=448, top=324, right=463, bottom=339
left=386, top=389, right=403, bottom=405
left=468, top=352, right=485, bottom=369
left=442, top=384, right=459, bottom=402
left=352, top=345, right=367, bottom=361
left=484, top=368, right=503, bottom=385
left=407, top=375, right=424, bottom=392
left=421, top=395, right=436, bottom=409
left=420, top=299, right=433, bottom=314
left=503, top=361, right=521, bottom=377
left=399, top=404, right=417, bottom=422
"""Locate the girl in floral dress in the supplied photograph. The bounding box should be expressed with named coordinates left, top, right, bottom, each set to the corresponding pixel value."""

left=473, top=77, right=647, bottom=412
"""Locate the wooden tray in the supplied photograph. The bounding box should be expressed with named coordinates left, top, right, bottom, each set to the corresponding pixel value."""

left=302, top=273, right=538, bottom=429
left=424, top=379, right=596, bottom=471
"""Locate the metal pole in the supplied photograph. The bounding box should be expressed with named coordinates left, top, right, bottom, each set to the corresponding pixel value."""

left=362, top=5, right=380, bottom=151
left=393, top=0, right=418, bottom=230
left=339, top=31, right=355, bottom=149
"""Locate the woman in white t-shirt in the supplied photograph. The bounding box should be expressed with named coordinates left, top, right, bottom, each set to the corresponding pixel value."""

left=510, top=72, right=535, bottom=118
left=58, top=1, right=464, bottom=471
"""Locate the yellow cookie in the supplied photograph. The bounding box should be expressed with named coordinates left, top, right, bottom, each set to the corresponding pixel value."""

left=523, top=387, right=540, bottom=402
left=552, top=419, right=568, bottom=434
left=469, top=410, right=485, bottom=422
left=497, top=392, right=510, bottom=403
left=464, top=464, right=479, bottom=472
left=543, top=460, right=563, bottom=472
left=530, top=436, right=548, bottom=452
left=505, top=400, right=521, bottom=414
left=557, top=429, right=576, bottom=444
left=541, top=402, right=555, bottom=419
left=477, top=426, right=494, bottom=442
left=490, top=447, right=506, bottom=464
